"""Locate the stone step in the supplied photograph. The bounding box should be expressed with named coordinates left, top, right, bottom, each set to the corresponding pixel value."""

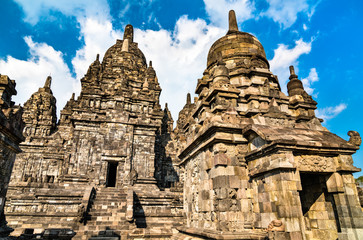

left=93, top=200, right=126, bottom=206
left=74, top=229, right=127, bottom=240
left=96, top=194, right=125, bottom=196
left=94, top=197, right=126, bottom=201
left=88, top=210, right=126, bottom=216
left=97, top=188, right=125, bottom=192
left=91, top=203, right=124, bottom=207
left=93, top=195, right=126, bottom=199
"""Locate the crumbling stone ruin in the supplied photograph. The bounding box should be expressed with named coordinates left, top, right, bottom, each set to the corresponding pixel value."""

left=3, top=10, right=363, bottom=240
left=0, top=74, right=24, bottom=239
left=5, top=24, right=183, bottom=240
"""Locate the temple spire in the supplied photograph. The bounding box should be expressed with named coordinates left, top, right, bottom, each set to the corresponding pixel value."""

left=123, top=24, right=134, bottom=42
left=287, top=65, right=305, bottom=96
left=44, top=76, right=52, bottom=89
left=289, top=65, right=297, bottom=79
left=227, top=10, right=239, bottom=34
left=187, top=93, right=191, bottom=105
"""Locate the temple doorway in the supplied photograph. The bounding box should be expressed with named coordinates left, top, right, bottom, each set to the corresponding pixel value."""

left=106, top=161, right=118, bottom=187
left=299, top=173, right=340, bottom=238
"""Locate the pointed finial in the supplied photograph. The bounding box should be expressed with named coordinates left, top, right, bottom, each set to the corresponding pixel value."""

left=187, top=93, right=191, bottom=105
left=96, top=54, right=99, bottom=61
left=149, top=61, right=152, bottom=67
left=44, top=76, right=52, bottom=89
left=287, top=65, right=305, bottom=96
left=228, top=10, right=239, bottom=34
left=71, top=93, right=75, bottom=100
left=289, top=66, right=295, bottom=75
left=165, top=103, right=168, bottom=109
left=123, top=24, right=134, bottom=42
left=289, top=65, right=298, bottom=79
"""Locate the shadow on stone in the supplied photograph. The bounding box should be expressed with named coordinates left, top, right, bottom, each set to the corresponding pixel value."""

left=154, top=108, right=179, bottom=190
left=18, top=228, right=76, bottom=240
left=133, top=192, right=147, bottom=228
left=89, top=227, right=120, bottom=240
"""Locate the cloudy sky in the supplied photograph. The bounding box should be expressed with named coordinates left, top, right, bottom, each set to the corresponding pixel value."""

left=0, top=0, right=362, bottom=175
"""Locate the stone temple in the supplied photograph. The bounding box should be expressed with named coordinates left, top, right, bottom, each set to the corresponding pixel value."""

left=1, top=10, right=363, bottom=240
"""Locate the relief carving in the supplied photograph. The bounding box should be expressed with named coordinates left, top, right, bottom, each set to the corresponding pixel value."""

left=348, top=131, right=361, bottom=147
left=297, top=155, right=334, bottom=172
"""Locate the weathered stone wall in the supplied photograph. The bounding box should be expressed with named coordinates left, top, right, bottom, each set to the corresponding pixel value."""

left=0, top=74, right=24, bottom=238
left=5, top=24, right=183, bottom=238
left=5, top=183, right=86, bottom=235
left=250, top=168, right=303, bottom=239
left=175, top=10, right=363, bottom=240
left=3, top=10, right=363, bottom=240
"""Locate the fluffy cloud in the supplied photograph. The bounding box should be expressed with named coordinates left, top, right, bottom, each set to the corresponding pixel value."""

left=0, top=37, right=77, bottom=115
left=0, top=12, right=223, bottom=121
left=269, top=39, right=312, bottom=93
left=136, top=16, right=225, bottom=119
left=203, top=0, right=255, bottom=28
left=14, top=0, right=111, bottom=24
left=316, top=103, right=347, bottom=121
left=8, top=0, right=324, bottom=122
left=262, top=0, right=318, bottom=28
left=72, top=18, right=122, bottom=81
left=301, top=67, right=318, bottom=95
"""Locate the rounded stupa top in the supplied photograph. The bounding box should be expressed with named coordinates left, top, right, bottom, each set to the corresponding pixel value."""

left=207, top=10, right=269, bottom=70
left=102, top=24, right=147, bottom=71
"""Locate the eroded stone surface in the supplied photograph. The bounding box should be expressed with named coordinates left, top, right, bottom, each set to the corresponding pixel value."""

left=172, top=10, right=363, bottom=240
left=0, top=74, right=24, bottom=238
left=5, top=25, right=183, bottom=239
left=3, top=9, right=363, bottom=240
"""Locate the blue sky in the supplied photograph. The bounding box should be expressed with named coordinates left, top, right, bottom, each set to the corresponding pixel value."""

left=0, top=0, right=362, bottom=176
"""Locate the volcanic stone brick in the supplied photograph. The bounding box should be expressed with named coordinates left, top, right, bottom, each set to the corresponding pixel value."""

left=5, top=24, right=183, bottom=239
left=175, top=9, right=363, bottom=240
left=3, top=9, right=363, bottom=240
left=0, top=74, right=24, bottom=239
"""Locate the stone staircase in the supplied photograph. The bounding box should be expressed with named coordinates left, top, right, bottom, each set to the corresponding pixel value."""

left=74, top=187, right=128, bottom=240
left=73, top=186, right=185, bottom=240
left=127, top=188, right=184, bottom=239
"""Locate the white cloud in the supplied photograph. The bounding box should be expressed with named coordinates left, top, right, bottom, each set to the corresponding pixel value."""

left=7, top=0, right=249, bottom=122
left=14, top=0, right=111, bottom=25
left=70, top=15, right=225, bottom=121
left=0, top=13, right=224, bottom=121
left=316, top=103, right=347, bottom=121
left=135, top=16, right=225, bottom=120
left=0, top=36, right=77, bottom=115
left=8, top=0, right=320, bottom=123
left=72, top=18, right=122, bottom=81
left=269, top=39, right=312, bottom=93
left=301, top=67, right=318, bottom=95
left=205, top=0, right=320, bottom=30
left=262, top=0, right=315, bottom=28
left=203, top=0, right=255, bottom=28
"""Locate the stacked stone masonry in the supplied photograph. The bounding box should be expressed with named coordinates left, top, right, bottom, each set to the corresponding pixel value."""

left=3, top=10, right=363, bottom=240
left=0, top=74, right=24, bottom=239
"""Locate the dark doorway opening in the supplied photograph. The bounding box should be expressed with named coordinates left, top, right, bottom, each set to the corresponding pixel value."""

left=106, top=162, right=118, bottom=187
left=299, top=173, right=341, bottom=233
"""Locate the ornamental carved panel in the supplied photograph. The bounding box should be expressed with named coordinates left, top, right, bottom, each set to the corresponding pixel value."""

left=296, top=155, right=335, bottom=172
